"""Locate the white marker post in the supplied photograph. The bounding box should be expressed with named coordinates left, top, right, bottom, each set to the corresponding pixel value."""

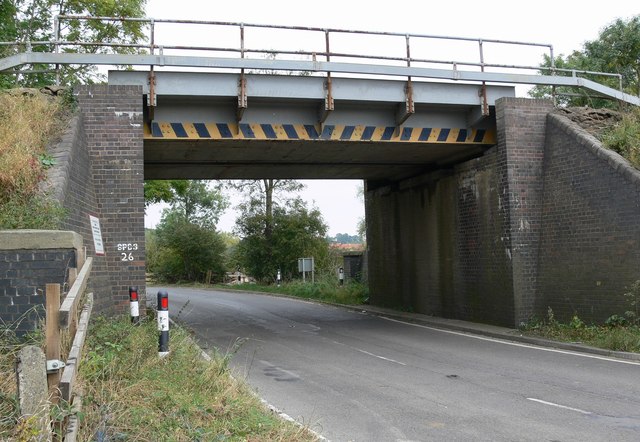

left=157, top=290, right=169, bottom=358
left=338, top=267, right=344, bottom=286
left=277, top=269, right=281, bottom=287
left=129, top=286, right=140, bottom=324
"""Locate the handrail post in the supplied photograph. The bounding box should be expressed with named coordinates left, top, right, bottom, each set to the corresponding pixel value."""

left=549, top=45, right=557, bottom=105
left=148, top=19, right=156, bottom=116
left=319, top=29, right=334, bottom=128
left=53, top=15, right=60, bottom=85
left=396, top=34, right=414, bottom=129
left=236, top=23, right=247, bottom=126
left=478, top=39, right=489, bottom=116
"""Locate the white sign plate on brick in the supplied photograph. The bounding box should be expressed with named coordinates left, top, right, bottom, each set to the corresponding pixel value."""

left=89, top=215, right=105, bottom=256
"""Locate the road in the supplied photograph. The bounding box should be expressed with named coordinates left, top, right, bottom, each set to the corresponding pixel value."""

left=149, top=287, right=640, bottom=442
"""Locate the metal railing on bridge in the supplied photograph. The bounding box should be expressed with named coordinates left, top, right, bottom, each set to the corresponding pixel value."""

left=1, top=15, right=638, bottom=107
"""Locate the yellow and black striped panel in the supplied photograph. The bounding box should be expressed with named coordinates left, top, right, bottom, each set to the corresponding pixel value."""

left=144, top=122, right=496, bottom=144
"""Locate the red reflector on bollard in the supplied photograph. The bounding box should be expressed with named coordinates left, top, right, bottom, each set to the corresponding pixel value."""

left=129, top=286, right=139, bottom=301
left=161, top=297, right=168, bottom=310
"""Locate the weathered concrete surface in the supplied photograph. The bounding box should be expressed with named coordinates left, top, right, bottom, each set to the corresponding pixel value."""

left=0, top=230, right=82, bottom=251
left=16, top=345, right=52, bottom=441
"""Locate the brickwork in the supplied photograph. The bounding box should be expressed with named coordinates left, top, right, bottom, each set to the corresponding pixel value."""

left=453, top=150, right=515, bottom=324
left=75, top=85, right=146, bottom=314
left=495, top=98, right=554, bottom=325
left=46, top=116, right=99, bottom=244
left=536, top=113, right=640, bottom=322
left=0, top=231, right=80, bottom=337
left=366, top=147, right=516, bottom=326
left=367, top=98, right=553, bottom=327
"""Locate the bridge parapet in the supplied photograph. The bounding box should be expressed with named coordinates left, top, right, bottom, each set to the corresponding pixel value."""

left=1, top=15, right=638, bottom=107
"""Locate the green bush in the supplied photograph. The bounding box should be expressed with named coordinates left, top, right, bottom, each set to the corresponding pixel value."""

left=522, top=306, right=640, bottom=353
left=225, top=275, right=369, bottom=306
left=0, top=193, right=66, bottom=229
left=602, top=107, right=640, bottom=169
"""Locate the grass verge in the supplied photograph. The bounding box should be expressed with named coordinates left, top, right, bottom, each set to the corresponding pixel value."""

left=77, top=314, right=317, bottom=441
left=602, top=106, right=640, bottom=169
left=216, top=278, right=368, bottom=306
left=521, top=309, right=640, bottom=353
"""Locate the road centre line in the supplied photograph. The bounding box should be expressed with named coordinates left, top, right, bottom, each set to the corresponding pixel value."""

left=380, top=317, right=640, bottom=366
left=527, top=398, right=592, bottom=415
left=330, top=340, right=406, bottom=366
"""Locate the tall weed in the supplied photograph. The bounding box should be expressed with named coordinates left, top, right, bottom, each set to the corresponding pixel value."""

left=602, top=106, right=640, bottom=169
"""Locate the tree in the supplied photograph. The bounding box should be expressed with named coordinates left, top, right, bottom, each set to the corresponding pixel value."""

left=235, top=197, right=329, bottom=282
left=146, top=180, right=228, bottom=229
left=2, top=0, right=147, bottom=87
left=333, top=233, right=362, bottom=244
left=152, top=211, right=226, bottom=283
left=530, top=15, right=640, bottom=107
left=146, top=180, right=229, bottom=283
left=584, top=16, right=640, bottom=98
left=143, top=180, right=184, bottom=207
left=0, top=1, right=18, bottom=88
left=227, top=179, right=304, bottom=265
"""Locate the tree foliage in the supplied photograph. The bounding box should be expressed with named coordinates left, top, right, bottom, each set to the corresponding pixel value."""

left=530, top=15, right=640, bottom=107
left=235, top=197, right=329, bottom=282
left=146, top=180, right=228, bottom=229
left=150, top=212, right=226, bottom=283
left=1, top=0, right=147, bottom=87
left=146, top=180, right=229, bottom=283
left=332, top=233, right=362, bottom=244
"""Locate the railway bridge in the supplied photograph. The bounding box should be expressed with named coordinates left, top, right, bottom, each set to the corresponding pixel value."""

left=2, top=17, right=639, bottom=326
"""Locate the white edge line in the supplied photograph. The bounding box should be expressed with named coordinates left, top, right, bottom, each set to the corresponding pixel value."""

left=259, top=398, right=330, bottom=442
left=380, top=317, right=640, bottom=366
left=200, top=345, right=329, bottom=440
left=527, top=398, right=592, bottom=415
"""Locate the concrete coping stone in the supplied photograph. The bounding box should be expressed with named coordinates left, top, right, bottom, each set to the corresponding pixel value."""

left=0, top=229, right=83, bottom=251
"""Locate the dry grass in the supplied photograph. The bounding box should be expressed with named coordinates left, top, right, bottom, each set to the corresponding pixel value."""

left=77, top=315, right=319, bottom=441
left=0, top=312, right=46, bottom=440
left=0, top=92, right=64, bottom=200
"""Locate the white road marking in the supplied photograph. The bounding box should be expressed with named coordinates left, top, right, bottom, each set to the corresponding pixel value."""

left=380, top=317, right=640, bottom=366
left=330, top=339, right=406, bottom=366
left=527, top=398, right=592, bottom=415
left=354, top=348, right=407, bottom=366
left=259, top=398, right=330, bottom=441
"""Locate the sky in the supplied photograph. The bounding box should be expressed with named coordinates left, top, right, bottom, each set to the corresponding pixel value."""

left=142, top=0, right=639, bottom=236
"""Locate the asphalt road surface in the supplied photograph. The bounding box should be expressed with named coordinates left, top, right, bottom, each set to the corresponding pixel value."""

left=148, top=287, right=640, bottom=442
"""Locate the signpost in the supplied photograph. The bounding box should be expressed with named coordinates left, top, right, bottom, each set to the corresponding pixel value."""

left=298, top=257, right=315, bottom=283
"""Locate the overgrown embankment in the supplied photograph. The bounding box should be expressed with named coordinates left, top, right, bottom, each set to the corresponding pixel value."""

left=558, top=106, right=640, bottom=169
left=0, top=89, right=69, bottom=229
left=76, top=315, right=317, bottom=441
left=219, top=277, right=369, bottom=306
left=0, top=315, right=318, bottom=440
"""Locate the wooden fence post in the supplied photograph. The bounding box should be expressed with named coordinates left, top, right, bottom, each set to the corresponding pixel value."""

left=45, top=283, right=61, bottom=401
